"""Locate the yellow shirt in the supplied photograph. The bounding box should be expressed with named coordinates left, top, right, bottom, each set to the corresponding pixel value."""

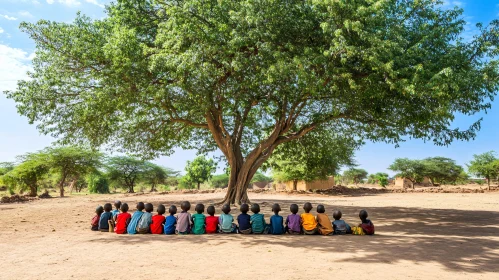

left=300, top=213, right=317, bottom=231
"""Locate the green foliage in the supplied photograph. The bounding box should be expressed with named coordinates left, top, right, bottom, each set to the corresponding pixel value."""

left=342, top=168, right=368, bottom=185
left=142, top=162, right=179, bottom=192
left=368, top=172, right=389, bottom=187
left=251, top=172, right=272, bottom=183
left=209, top=174, right=229, bottom=188
left=422, top=157, right=464, bottom=185
left=185, top=156, right=216, bottom=189
left=2, top=153, right=50, bottom=196
left=178, top=176, right=195, bottom=190
left=6, top=0, right=499, bottom=202
left=268, top=127, right=359, bottom=182
left=87, top=173, right=109, bottom=194
left=106, top=156, right=147, bottom=193
left=467, top=151, right=499, bottom=188
left=43, top=146, right=102, bottom=196
left=389, top=158, right=426, bottom=184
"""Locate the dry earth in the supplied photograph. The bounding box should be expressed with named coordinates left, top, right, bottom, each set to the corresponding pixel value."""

left=1, top=191, right=498, bottom=280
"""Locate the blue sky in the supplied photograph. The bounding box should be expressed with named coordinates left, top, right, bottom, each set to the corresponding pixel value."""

left=0, top=0, right=498, bottom=176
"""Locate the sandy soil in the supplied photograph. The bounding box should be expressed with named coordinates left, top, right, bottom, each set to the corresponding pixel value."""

left=1, top=191, right=498, bottom=280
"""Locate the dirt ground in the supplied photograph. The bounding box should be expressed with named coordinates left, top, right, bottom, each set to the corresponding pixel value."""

left=1, top=191, right=498, bottom=280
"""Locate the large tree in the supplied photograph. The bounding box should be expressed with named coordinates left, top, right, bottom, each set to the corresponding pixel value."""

left=106, top=156, right=147, bottom=193
left=422, top=157, right=464, bottom=185
left=342, top=168, right=368, bottom=185
left=2, top=154, right=50, bottom=197
left=143, top=162, right=179, bottom=192
left=6, top=0, right=499, bottom=204
left=389, top=158, right=426, bottom=188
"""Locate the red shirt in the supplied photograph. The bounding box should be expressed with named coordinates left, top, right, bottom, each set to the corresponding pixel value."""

left=150, top=215, right=166, bottom=234
left=115, top=212, right=132, bottom=234
left=91, top=214, right=100, bottom=227
left=205, top=215, right=219, bottom=234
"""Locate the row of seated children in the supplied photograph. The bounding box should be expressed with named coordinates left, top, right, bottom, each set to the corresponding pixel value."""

left=91, top=200, right=375, bottom=235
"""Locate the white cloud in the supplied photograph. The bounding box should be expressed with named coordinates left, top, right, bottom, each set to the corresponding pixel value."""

left=0, top=14, right=18, bottom=21
left=85, top=0, right=104, bottom=8
left=0, top=44, right=33, bottom=92
left=19, top=11, right=34, bottom=18
left=47, top=0, right=81, bottom=6
left=0, top=27, right=4, bottom=34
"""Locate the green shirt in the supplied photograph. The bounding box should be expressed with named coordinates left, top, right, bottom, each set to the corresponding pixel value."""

left=191, top=213, right=206, bottom=234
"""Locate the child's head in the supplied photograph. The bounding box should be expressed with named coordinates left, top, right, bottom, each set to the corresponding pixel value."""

left=222, top=204, right=231, bottom=214
left=207, top=205, right=216, bottom=216
left=157, top=204, right=166, bottom=215
left=251, top=203, right=260, bottom=214
left=169, top=205, right=177, bottom=215
left=240, top=203, right=249, bottom=214
left=290, top=204, right=299, bottom=214
left=120, top=203, right=129, bottom=213
left=114, top=200, right=122, bottom=210
left=359, top=209, right=368, bottom=222
left=103, top=203, right=112, bottom=212
left=136, top=202, right=145, bottom=211
left=316, top=204, right=325, bottom=213
left=272, top=203, right=281, bottom=214
left=303, top=202, right=313, bottom=213
left=95, top=206, right=104, bottom=215
left=180, top=201, right=191, bottom=212
left=195, top=203, right=205, bottom=214
left=144, top=203, right=153, bottom=213
left=333, top=210, right=342, bottom=220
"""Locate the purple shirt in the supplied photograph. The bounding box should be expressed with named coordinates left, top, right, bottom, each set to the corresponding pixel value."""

left=286, top=214, right=301, bottom=232
left=175, top=212, right=192, bottom=233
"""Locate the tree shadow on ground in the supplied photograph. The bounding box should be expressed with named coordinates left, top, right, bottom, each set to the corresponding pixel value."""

left=89, top=197, right=499, bottom=273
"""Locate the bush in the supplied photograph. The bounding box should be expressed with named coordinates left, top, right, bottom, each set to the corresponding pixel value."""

left=178, top=176, right=195, bottom=190
left=209, top=174, right=229, bottom=188
left=87, top=174, right=110, bottom=194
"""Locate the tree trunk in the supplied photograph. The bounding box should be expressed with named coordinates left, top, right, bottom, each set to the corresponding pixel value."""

left=487, top=178, right=491, bottom=191
left=29, top=185, right=37, bottom=197
left=293, top=180, right=298, bottom=191
left=129, top=185, right=135, bottom=193
left=150, top=183, right=156, bottom=192
left=58, top=173, right=67, bottom=197
left=197, top=182, right=200, bottom=190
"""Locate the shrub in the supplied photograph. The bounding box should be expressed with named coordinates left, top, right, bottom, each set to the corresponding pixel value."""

left=87, top=174, right=110, bottom=194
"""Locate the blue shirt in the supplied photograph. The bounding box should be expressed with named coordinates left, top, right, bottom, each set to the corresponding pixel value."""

left=333, top=220, right=351, bottom=235
left=219, top=213, right=234, bottom=233
left=250, top=213, right=266, bottom=233
left=237, top=213, right=251, bottom=231
left=111, top=209, right=120, bottom=218
left=137, top=212, right=153, bottom=230
left=98, top=212, right=113, bottom=230
left=127, top=211, right=143, bottom=234
left=269, top=215, right=284, bottom=235
left=164, top=215, right=177, bottom=234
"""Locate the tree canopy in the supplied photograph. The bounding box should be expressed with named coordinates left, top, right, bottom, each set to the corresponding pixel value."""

left=2, top=153, right=50, bottom=196
left=106, top=156, right=147, bottom=193
left=185, top=156, right=216, bottom=190
left=342, top=168, right=368, bottom=185
left=6, top=0, right=499, bottom=204
left=467, top=151, right=499, bottom=190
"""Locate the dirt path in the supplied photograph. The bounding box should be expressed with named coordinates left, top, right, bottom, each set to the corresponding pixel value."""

left=1, top=192, right=498, bottom=279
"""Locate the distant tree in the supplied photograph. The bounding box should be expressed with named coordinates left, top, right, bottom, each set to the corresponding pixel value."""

left=86, top=173, right=110, bottom=194
left=106, top=156, right=147, bottom=193
left=209, top=174, right=230, bottom=188
left=368, top=172, right=389, bottom=187
left=342, top=168, right=368, bottom=185
left=389, top=158, right=426, bottom=189
left=422, top=157, right=464, bottom=185
left=185, top=156, right=217, bottom=190
left=44, top=146, right=102, bottom=197
left=467, top=152, right=499, bottom=190
left=251, top=172, right=272, bottom=183
left=2, top=153, right=50, bottom=196
left=143, top=163, right=179, bottom=192
left=268, top=128, right=359, bottom=191
left=9, top=0, right=499, bottom=204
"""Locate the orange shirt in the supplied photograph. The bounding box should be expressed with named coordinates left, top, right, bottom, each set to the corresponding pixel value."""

left=300, top=213, right=317, bottom=231
left=316, top=213, right=333, bottom=235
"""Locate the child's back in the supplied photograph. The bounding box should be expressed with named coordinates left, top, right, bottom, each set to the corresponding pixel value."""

left=164, top=205, right=177, bottom=235
left=151, top=204, right=166, bottom=234
left=237, top=204, right=251, bottom=234
left=176, top=201, right=192, bottom=234
left=191, top=204, right=206, bottom=234
left=250, top=204, right=266, bottom=234
left=219, top=213, right=234, bottom=233
left=351, top=210, right=375, bottom=235
left=316, top=205, right=333, bottom=235
left=286, top=204, right=301, bottom=234
left=115, top=203, right=131, bottom=234
left=98, top=203, right=113, bottom=232
left=91, top=206, right=104, bottom=231
left=332, top=219, right=350, bottom=235
left=301, top=203, right=318, bottom=235
left=137, top=203, right=154, bottom=234
left=205, top=205, right=218, bottom=234
left=269, top=204, right=284, bottom=235
left=127, top=202, right=145, bottom=235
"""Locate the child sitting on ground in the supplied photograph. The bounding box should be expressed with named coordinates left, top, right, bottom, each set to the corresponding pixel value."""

left=219, top=204, right=238, bottom=233
left=137, top=203, right=153, bottom=234
left=316, top=204, right=334, bottom=236
left=111, top=200, right=121, bottom=218
left=301, top=202, right=318, bottom=235
left=332, top=210, right=351, bottom=235
left=351, top=209, right=375, bottom=235
left=237, top=203, right=252, bottom=234
left=164, top=205, right=177, bottom=235
left=91, top=206, right=104, bottom=231
left=250, top=203, right=268, bottom=234
left=176, top=201, right=192, bottom=234
left=127, top=202, right=145, bottom=235
left=191, top=203, right=206, bottom=234
left=269, top=203, right=285, bottom=235
left=98, top=203, right=113, bottom=232
left=205, top=206, right=219, bottom=234
left=115, top=203, right=131, bottom=234
left=150, top=204, right=166, bottom=234
left=285, top=204, right=302, bottom=234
